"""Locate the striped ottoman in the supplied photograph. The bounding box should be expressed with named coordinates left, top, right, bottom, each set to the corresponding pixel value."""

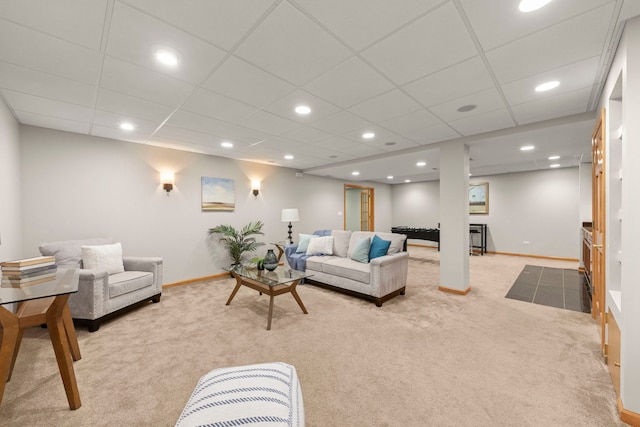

left=175, top=362, right=305, bottom=427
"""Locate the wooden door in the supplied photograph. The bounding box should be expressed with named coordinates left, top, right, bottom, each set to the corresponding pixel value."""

left=591, top=108, right=606, bottom=355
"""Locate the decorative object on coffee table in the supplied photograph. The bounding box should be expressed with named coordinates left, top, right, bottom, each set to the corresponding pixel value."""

left=263, top=249, right=278, bottom=271
left=281, top=208, right=299, bottom=244
left=208, top=221, right=264, bottom=267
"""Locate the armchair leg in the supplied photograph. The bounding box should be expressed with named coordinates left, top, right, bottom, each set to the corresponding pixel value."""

left=87, top=321, right=100, bottom=333
left=152, top=294, right=161, bottom=303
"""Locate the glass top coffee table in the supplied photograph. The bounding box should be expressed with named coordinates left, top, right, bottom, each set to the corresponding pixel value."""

left=224, top=266, right=312, bottom=330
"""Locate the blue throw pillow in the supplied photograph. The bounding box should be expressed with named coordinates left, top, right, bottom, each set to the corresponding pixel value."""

left=350, top=237, right=371, bottom=263
left=296, top=234, right=317, bottom=253
left=369, top=235, right=391, bottom=260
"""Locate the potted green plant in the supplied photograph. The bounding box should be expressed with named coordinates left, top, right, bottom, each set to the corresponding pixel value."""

left=208, top=221, right=265, bottom=268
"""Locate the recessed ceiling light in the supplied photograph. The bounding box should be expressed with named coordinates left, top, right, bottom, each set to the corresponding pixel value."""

left=416, top=161, right=426, bottom=167
left=550, top=164, right=560, bottom=168
left=404, top=179, right=411, bottom=183
left=352, top=171, right=360, bottom=176
left=154, top=49, right=179, bottom=66
left=469, top=173, right=472, bottom=176
left=519, top=0, right=552, bottom=12
left=119, top=122, right=135, bottom=131
left=548, top=155, right=560, bottom=160
left=520, top=145, right=535, bottom=151
left=294, top=105, right=311, bottom=115
left=221, top=141, right=233, bottom=148
left=387, top=175, right=394, bottom=179
left=535, top=80, right=560, bottom=92
left=362, top=132, right=375, bottom=139
left=284, top=154, right=294, bottom=160
left=457, top=104, right=477, bottom=113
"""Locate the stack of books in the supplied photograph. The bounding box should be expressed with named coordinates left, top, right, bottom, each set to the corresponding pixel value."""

left=1, top=256, right=57, bottom=287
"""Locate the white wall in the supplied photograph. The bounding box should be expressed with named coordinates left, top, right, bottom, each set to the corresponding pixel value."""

left=391, top=167, right=581, bottom=258
left=0, top=96, right=21, bottom=261
left=18, top=125, right=393, bottom=284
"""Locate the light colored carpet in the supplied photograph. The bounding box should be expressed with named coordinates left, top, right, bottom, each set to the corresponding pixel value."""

left=1, top=247, right=624, bottom=426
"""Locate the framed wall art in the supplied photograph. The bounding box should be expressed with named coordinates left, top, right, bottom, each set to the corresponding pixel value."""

left=469, top=182, right=488, bottom=214
left=201, top=177, right=235, bottom=211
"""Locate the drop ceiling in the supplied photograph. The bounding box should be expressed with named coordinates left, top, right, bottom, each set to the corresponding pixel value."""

left=1, top=0, right=638, bottom=183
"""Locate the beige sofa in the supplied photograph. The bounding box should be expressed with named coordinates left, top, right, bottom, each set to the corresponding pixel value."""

left=39, top=238, right=163, bottom=332
left=286, top=230, right=408, bottom=306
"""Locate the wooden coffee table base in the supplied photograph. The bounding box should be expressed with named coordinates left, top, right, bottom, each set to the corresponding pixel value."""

left=226, top=271, right=308, bottom=330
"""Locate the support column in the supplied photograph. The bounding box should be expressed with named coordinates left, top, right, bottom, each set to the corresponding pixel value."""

left=439, top=141, right=470, bottom=295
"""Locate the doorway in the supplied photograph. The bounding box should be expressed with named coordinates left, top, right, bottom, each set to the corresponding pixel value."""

left=344, top=184, right=374, bottom=231
left=591, top=108, right=606, bottom=355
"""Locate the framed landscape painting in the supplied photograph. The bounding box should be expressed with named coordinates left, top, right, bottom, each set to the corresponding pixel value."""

left=201, top=177, right=235, bottom=211
left=469, top=182, right=488, bottom=214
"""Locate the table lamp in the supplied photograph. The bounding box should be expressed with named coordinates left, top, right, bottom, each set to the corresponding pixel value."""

left=281, top=208, right=299, bottom=244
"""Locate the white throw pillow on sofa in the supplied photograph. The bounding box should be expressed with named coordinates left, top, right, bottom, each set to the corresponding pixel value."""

left=306, top=236, right=334, bottom=256
left=81, top=242, right=125, bottom=274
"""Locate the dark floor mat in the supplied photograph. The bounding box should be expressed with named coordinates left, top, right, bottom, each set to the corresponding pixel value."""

left=505, top=265, right=591, bottom=313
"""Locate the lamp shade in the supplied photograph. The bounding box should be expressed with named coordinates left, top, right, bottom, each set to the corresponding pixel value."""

left=281, top=208, right=299, bottom=222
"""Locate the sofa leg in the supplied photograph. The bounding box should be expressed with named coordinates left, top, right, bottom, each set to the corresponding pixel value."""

left=375, top=300, right=383, bottom=307
left=400, top=288, right=406, bottom=295
left=152, top=294, right=161, bottom=303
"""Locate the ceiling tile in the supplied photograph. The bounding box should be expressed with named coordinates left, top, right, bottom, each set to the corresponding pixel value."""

left=236, top=110, right=301, bottom=135
left=234, top=1, right=352, bottom=85
left=147, top=137, right=214, bottom=155
left=93, top=110, right=161, bottom=135
left=460, top=0, right=614, bottom=50
left=429, top=88, right=509, bottom=122
left=91, top=124, right=151, bottom=144
left=107, top=2, right=227, bottom=85
left=511, top=87, right=591, bottom=125
left=203, top=56, right=296, bottom=108
left=368, top=135, right=420, bottom=153
left=164, top=110, right=232, bottom=137
left=293, top=0, right=445, bottom=51
left=448, top=108, right=516, bottom=136
left=2, top=89, right=93, bottom=123
left=315, top=136, right=385, bottom=157
left=501, top=56, right=600, bottom=106
left=0, top=0, right=108, bottom=50
left=101, top=57, right=195, bottom=107
left=155, top=124, right=244, bottom=147
left=349, top=89, right=423, bottom=123
left=181, top=88, right=258, bottom=123
left=403, top=56, right=495, bottom=107
left=121, top=0, right=275, bottom=51
left=303, top=57, right=394, bottom=108
left=0, top=19, right=102, bottom=84
left=402, top=123, right=461, bottom=145
left=308, top=110, right=372, bottom=135
left=280, top=125, right=335, bottom=143
left=15, top=110, right=91, bottom=134
left=96, top=89, right=175, bottom=123
left=361, top=2, right=478, bottom=85
left=263, top=89, right=341, bottom=123
left=379, top=109, right=443, bottom=135
left=486, top=3, right=616, bottom=84
left=0, top=61, right=96, bottom=107
left=218, top=125, right=272, bottom=145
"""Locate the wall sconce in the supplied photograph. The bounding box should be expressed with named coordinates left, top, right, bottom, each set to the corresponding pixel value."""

left=161, top=172, right=174, bottom=195
left=251, top=179, right=261, bottom=198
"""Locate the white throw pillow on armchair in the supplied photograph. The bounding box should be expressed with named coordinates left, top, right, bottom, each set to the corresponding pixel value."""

left=81, top=242, right=125, bottom=274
